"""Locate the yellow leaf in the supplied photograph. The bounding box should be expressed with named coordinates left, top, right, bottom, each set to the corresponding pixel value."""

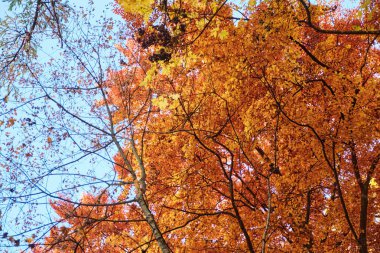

left=118, top=0, right=154, bottom=21
left=211, top=27, right=219, bottom=38
left=196, top=19, right=206, bottom=30
left=152, top=96, right=169, bottom=110
left=141, top=65, right=157, bottom=87
left=169, top=93, right=180, bottom=100
left=370, top=178, right=378, bottom=188
left=248, top=0, right=256, bottom=7
left=219, top=30, right=229, bottom=40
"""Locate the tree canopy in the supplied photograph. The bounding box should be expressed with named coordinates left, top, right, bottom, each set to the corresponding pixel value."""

left=0, top=0, right=379, bottom=252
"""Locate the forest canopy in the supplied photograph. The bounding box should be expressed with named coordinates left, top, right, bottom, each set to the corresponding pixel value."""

left=0, top=0, right=379, bottom=252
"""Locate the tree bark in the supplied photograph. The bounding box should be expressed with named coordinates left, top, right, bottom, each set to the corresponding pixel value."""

left=359, top=187, right=368, bottom=253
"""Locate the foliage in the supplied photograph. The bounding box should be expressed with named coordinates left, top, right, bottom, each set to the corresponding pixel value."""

left=0, top=0, right=379, bottom=252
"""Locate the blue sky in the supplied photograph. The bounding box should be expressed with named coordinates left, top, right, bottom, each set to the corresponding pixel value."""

left=0, top=1, right=121, bottom=251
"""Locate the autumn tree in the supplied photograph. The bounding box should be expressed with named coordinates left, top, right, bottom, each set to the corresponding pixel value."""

left=0, top=1, right=139, bottom=251
left=1, top=0, right=379, bottom=252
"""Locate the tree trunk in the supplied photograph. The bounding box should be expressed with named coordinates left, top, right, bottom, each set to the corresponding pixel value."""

left=137, top=195, right=171, bottom=253
left=359, top=187, right=368, bottom=253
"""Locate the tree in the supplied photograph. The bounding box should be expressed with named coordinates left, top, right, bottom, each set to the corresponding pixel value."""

left=1, top=0, right=379, bottom=252
left=0, top=1, right=136, bottom=251
left=0, top=0, right=71, bottom=102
